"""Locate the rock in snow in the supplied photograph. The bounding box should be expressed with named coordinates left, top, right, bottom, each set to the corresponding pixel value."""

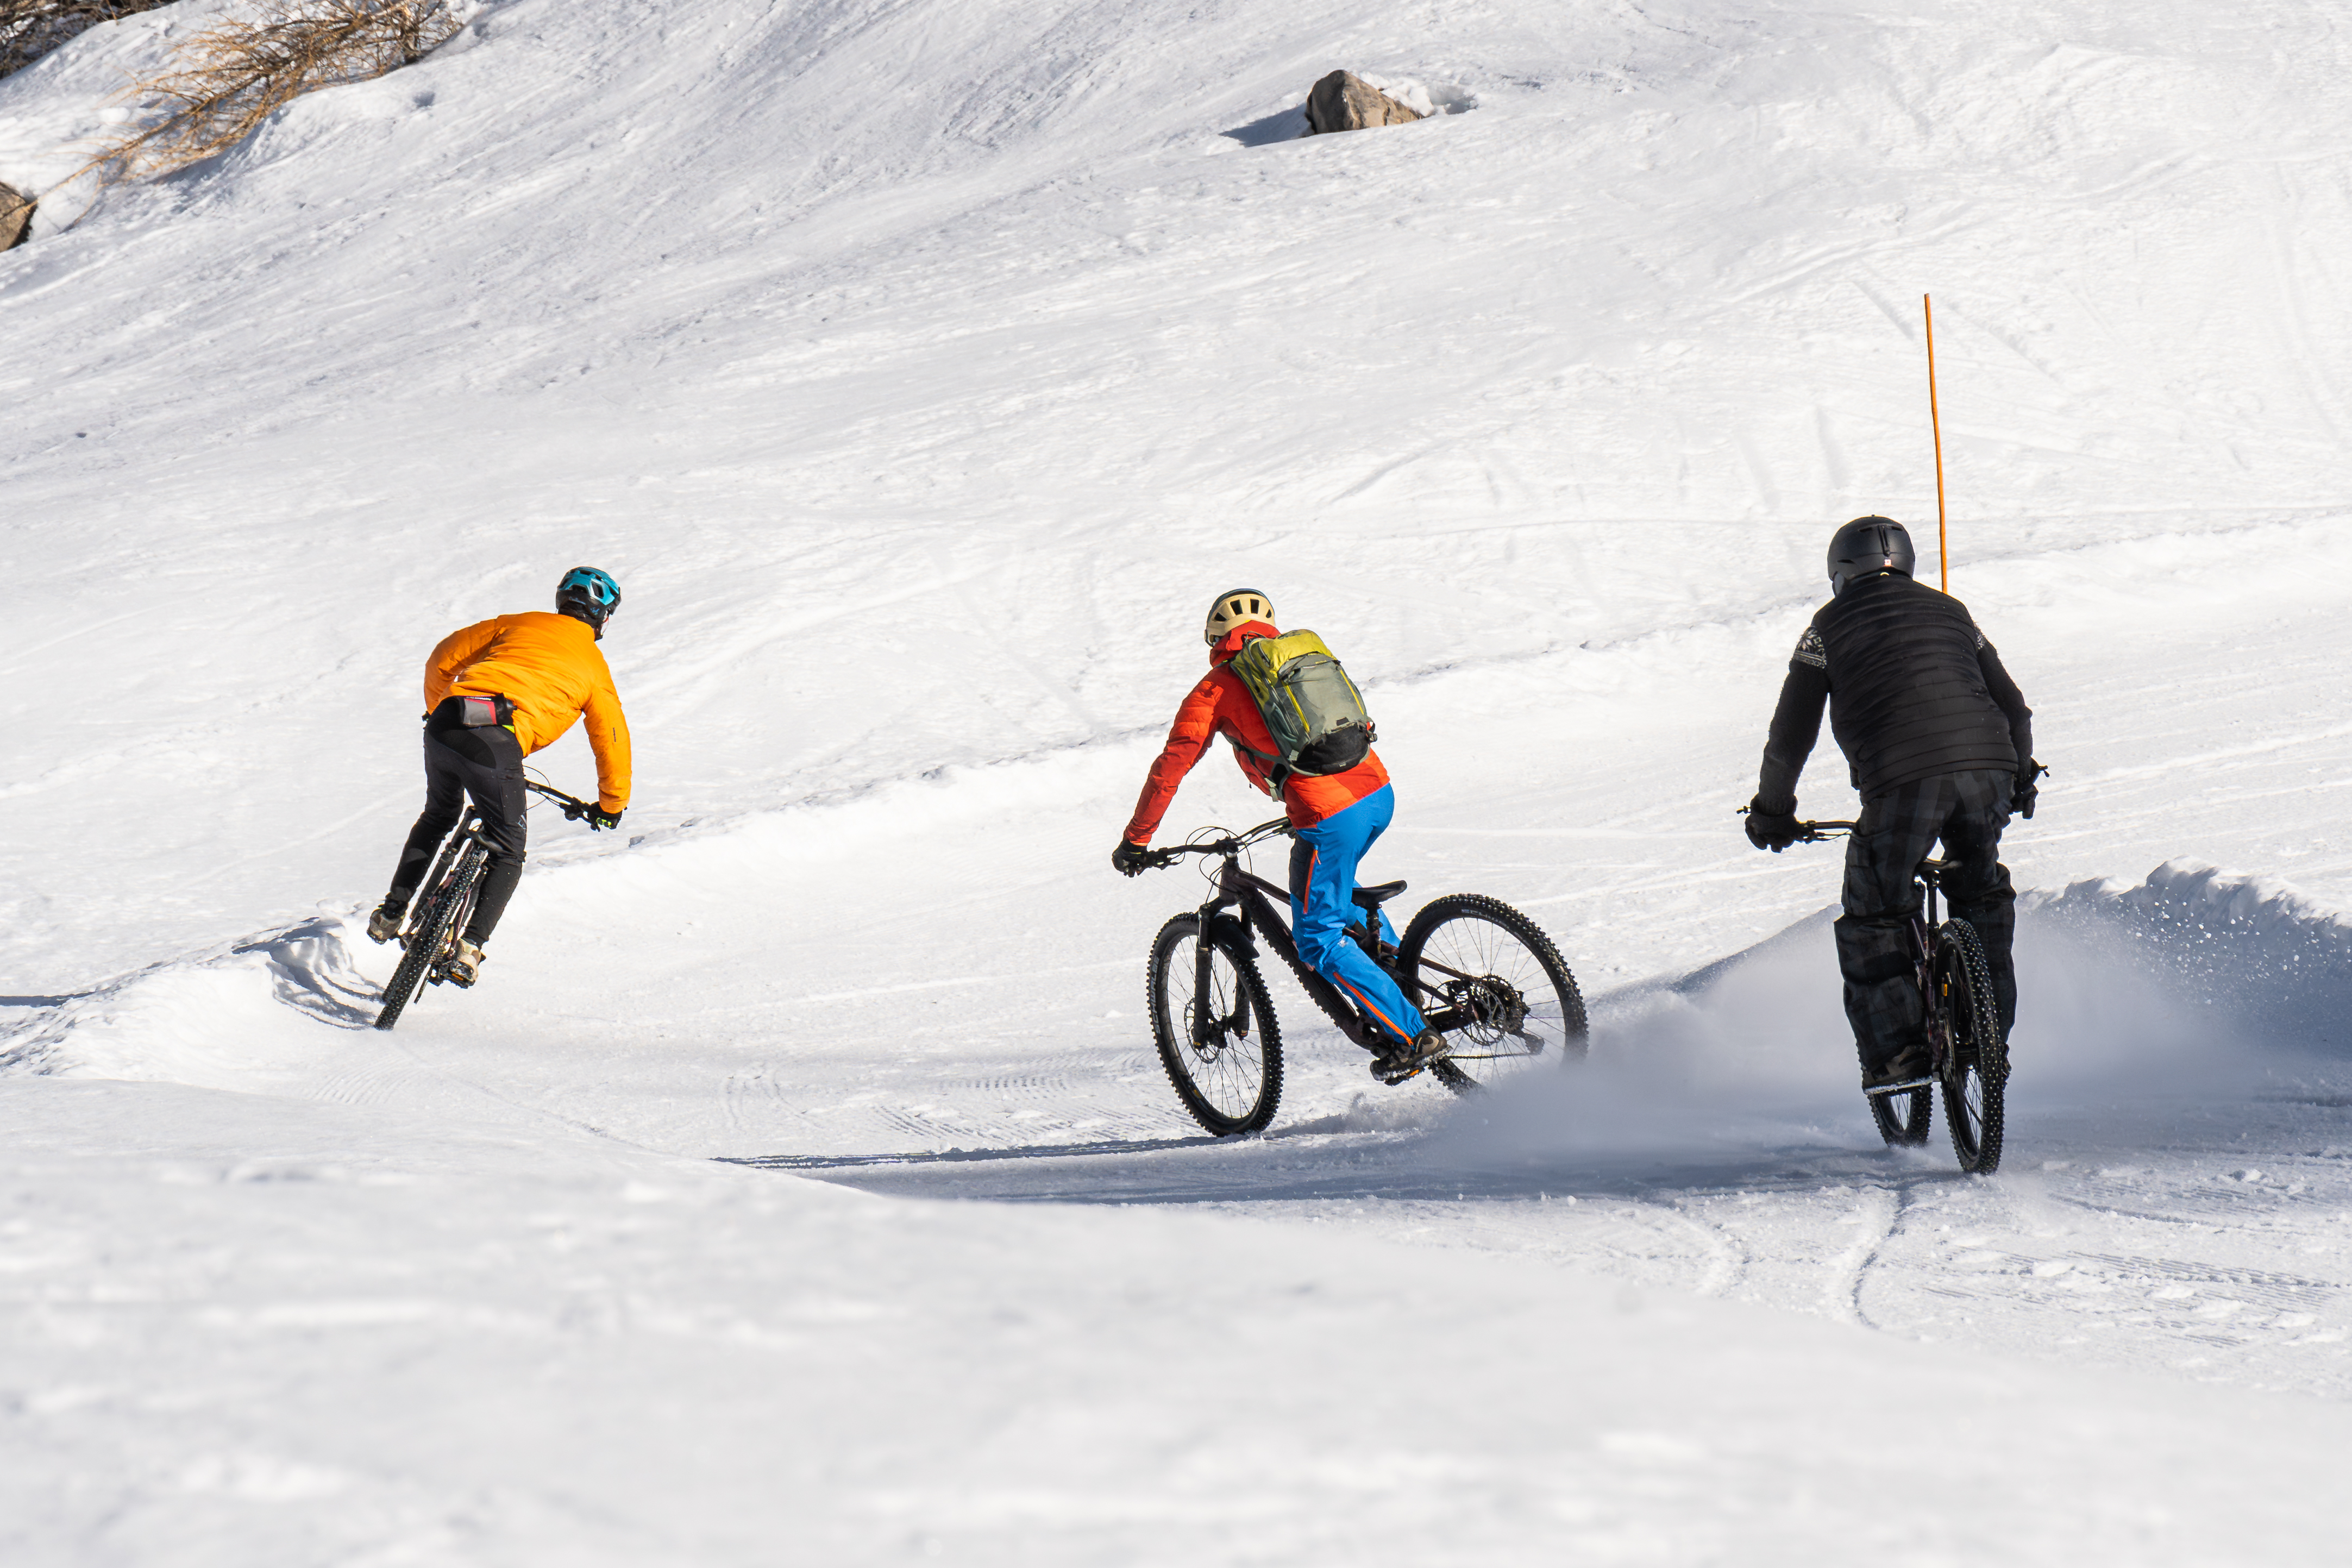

left=0, top=180, right=30, bottom=249
left=1304, top=69, right=1422, bottom=134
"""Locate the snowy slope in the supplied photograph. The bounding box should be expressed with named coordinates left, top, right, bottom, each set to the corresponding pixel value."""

left=5, top=0, right=2352, bottom=1560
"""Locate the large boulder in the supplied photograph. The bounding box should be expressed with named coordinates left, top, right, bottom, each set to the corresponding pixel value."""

left=1304, top=70, right=1423, bottom=135
left=0, top=181, right=31, bottom=252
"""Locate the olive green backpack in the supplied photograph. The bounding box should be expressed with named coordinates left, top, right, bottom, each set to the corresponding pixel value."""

left=1225, top=630, right=1376, bottom=787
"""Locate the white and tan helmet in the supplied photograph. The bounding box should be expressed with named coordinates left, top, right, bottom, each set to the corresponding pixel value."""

left=1202, top=587, right=1276, bottom=646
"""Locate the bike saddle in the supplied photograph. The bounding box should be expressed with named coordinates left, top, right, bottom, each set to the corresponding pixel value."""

left=1352, top=881, right=1408, bottom=911
left=1916, top=857, right=1951, bottom=878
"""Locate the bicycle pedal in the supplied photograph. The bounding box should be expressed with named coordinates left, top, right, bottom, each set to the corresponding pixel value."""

left=1865, top=1075, right=1933, bottom=1097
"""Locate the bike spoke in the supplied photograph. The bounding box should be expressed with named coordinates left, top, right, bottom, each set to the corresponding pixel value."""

left=1397, top=896, right=1586, bottom=1090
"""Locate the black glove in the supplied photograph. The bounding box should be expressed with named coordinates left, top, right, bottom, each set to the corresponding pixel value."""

left=1112, top=840, right=1155, bottom=877
left=587, top=805, right=623, bottom=832
left=2013, top=760, right=2046, bottom=820
left=1743, top=795, right=1802, bottom=853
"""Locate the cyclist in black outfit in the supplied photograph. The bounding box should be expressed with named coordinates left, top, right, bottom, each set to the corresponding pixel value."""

left=1744, top=517, right=2042, bottom=1090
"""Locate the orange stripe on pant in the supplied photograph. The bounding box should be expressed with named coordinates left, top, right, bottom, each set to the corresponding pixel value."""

left=1287, top=785, right=1427, bottom=1049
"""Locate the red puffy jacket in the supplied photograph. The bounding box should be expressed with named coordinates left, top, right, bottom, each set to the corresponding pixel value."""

left=1121, top=622, right=1389, bottom=845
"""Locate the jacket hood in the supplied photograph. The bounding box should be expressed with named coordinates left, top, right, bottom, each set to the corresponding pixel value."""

left=1208, top=621, right=1279, bottom=667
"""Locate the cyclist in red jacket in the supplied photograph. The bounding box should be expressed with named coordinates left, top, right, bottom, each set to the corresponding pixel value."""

left=1114, top=589, right=1446, bottom=1077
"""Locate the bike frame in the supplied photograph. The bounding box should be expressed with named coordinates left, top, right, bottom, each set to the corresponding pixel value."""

left=1898, top=861, right=1949, bottom=1089
left=1174, top=820, right=1490, bottom=1049
left=397, top=779, right=591, bottom=961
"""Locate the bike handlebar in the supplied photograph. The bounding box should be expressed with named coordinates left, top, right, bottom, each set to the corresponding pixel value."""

left=525, top=779, right=596, bottom=821
left=1737, top=803, right=1856, bottom=844
left=1143, top=817, right=1292, bottom=868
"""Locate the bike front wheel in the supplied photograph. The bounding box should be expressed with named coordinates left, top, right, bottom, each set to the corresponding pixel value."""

left=1395, top=894, right=1586, bottom=1094
left=1147, top=913, right=1283, bottom=1136
left=1869, top=1082, right=1932, bottom=1147
left=1935, top=918, right=2008, bottom=1173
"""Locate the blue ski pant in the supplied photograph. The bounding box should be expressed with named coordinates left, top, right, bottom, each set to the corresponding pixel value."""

left=1287, top=785, right=1427, bottom=1049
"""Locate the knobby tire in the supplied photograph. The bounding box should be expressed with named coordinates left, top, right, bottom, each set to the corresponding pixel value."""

left=1936, top=918, right=2007, bottom=1172
left=373, top=848, right=480, bottom=1031
left=1870, top=1081, right=1932, bottom=1147
left=1147, top=913, right=1283, bottom=1136
left=1394, top=894, right=1585, bottom=1096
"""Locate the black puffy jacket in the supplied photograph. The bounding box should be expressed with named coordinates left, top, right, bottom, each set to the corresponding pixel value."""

left=1757, top=572, right=2031, bottom=806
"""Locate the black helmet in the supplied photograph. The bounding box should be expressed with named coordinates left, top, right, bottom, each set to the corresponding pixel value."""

left=1826, top=517, right=1915, bottom=597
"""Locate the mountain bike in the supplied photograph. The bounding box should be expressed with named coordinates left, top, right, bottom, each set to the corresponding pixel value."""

left=1133, top=818, right=1586, bottom=1135
left=1796, top=819, right=2008, bottom=1173
left=372, top=778, right=593, bottom=1031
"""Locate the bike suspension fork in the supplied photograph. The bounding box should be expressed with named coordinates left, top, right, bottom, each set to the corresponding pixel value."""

left=1193, top=896, right=1241, bottom=1045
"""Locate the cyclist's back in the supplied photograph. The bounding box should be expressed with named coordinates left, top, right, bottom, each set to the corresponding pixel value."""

left=428, top=610, right=630, bottom=787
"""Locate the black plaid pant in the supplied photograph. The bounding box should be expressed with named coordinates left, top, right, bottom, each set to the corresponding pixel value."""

left=1837, top=769, right=2016, bottom=1070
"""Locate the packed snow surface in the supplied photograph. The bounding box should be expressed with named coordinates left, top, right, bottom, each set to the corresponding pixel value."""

left=5, top=0, right=2352, bottom=1561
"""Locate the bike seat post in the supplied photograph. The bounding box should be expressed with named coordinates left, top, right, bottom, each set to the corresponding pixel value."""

left=1915, top=859, right=1943, bottom=926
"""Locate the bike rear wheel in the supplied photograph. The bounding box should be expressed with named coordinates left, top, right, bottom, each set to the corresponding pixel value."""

left=374, top=846, right=481, bottom=1031
left=1395, top=894, right=1586, bottom=1094
left=1147, top=913, right=1282, bottom=1136
left=1935, top=918, right=2008, bottom=1173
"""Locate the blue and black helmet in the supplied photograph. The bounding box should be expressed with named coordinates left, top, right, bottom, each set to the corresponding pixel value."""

left=556, top=566, right=622, bottom=634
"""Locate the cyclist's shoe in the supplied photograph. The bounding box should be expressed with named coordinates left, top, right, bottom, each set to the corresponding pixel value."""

left=1370, top=1028, right=1451, bottom=1083
left=446, top=939, right=486, bottom=988
left=1863, top=1044, right=1932, bottom=1093
left=365, top=902, right=405, bottom=944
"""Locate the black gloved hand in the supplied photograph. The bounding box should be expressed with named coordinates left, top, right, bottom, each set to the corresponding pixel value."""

left=587, top=805, right=623, bottom=832
left=1113, top=840, right=1155, bottom=877
left=2013, top=760, right=2046, bottom=820
left=1743, top=795, right=1803, bottom=853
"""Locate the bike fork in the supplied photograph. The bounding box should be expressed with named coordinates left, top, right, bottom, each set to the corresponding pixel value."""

left=1193, top=915, right=1216, bottom=1045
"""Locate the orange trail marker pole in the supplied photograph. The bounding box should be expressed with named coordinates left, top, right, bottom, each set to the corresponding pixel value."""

left=1924, top=292, right=1949, bottom=592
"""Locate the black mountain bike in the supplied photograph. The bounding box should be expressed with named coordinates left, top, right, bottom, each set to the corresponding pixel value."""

left=1134, top=818, right=1586, bottom=1135
left=373, top=778, right=593, bottom=1031
left=1797, top=819, right=2008, bottom=1173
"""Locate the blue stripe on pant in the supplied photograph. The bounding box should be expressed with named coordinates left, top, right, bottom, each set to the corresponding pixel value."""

left=1287, top=785, right=1426, bottom=1049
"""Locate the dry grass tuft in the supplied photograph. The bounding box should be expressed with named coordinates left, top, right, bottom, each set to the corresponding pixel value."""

left=82, top=0, right=460, bottom=184
left=1, top=1, right=178, bottom=80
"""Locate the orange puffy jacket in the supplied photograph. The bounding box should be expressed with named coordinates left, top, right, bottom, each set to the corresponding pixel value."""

left=424, top=611, right=632, bottom=812
left=1121, top=622, right=1388, bottom=845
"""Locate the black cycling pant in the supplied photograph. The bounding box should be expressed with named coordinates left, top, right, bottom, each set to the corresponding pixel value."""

left=1836, top=768, right=2016, bottom=1071
left=387, top=704, right=529, bottom=945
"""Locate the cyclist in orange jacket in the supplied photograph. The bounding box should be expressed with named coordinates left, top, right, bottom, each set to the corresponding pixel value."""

left=1114, top=589, right=1446, bottom=1077
left=365, top=567, right=632, bottom=985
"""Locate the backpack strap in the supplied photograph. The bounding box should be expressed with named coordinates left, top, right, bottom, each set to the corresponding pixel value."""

left=1225, top=736, right=1290, bottom=794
